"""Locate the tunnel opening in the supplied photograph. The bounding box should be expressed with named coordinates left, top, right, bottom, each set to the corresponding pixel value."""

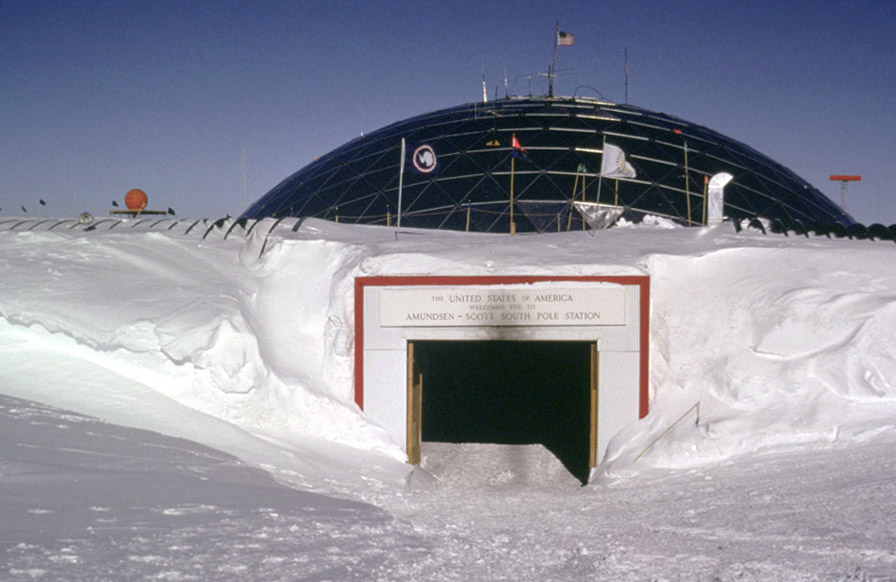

left=410, top=340, right=594, bottom=484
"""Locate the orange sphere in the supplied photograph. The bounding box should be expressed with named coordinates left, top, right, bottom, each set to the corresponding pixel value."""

left=124, top=189, right=148, bottom=210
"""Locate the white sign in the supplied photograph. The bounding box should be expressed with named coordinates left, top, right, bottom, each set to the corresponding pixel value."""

left=379, top=286, right=626, bottom=327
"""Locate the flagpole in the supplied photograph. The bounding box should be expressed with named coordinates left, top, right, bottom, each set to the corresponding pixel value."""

left=510, top=153, right=516, bottom=235
left=549, top=21, right=559, bottom=98
left=397, top=138, right=406, bottom=229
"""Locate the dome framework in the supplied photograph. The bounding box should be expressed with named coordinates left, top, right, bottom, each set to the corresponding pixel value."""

left=242, top=97, right=852, bottom=232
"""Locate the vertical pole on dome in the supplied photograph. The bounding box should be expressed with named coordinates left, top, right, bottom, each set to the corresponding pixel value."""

left=568, top=171, right=579, bottom=231
left=596, top=135, right=606, bottom=205
left=397, top=138, right=406, bottom=231
left=549, top=21, right=559, bottom=98
left=702, top=175, right=709, bottom=226
left=684, top=140, right=692, bottom=226
left=582, top=172, right=588, bottom=230
left=510, top=151, right=516, bottom=235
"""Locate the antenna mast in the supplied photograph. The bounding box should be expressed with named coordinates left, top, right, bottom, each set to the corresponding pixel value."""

left=241, top=146, right=247, bottom=210
left=829, top=175, right=861, bottom=212
left=481, top=57, right=488, bottom=103
left=624, top=47, right=629, bottom=104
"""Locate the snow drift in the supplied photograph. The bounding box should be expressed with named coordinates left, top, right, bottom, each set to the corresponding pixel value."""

left=1, top=217, right=896, bottom=488
left=4, top=216, right=896, bottom=580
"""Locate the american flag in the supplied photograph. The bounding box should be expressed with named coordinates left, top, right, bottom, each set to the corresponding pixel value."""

left=557, top=30, right=574, bottom=46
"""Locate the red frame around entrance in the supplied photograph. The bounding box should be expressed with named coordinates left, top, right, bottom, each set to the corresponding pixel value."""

left=354, top=275, right=650, bottom=418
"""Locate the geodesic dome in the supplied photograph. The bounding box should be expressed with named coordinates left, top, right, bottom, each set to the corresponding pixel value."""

left=241, top=96, right=852, bottom=232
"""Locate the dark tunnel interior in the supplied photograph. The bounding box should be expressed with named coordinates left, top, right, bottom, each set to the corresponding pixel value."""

left=415, top=340, right=592, bottom=484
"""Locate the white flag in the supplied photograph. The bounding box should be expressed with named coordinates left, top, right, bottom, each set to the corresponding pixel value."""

left=600, top=143, right=636, bottom=179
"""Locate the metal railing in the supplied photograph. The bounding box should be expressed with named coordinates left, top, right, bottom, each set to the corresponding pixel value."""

left=633, top=401, right=701, bottom=463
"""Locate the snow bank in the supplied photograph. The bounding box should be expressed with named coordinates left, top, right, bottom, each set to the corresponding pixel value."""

left=0, top=223, right=408, bottom=492
left=601, top=239, right=896, bottom=477
left=2, top=217, right=896, bottom=488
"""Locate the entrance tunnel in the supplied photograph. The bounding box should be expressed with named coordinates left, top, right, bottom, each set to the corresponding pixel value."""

left=413, top=340, right=593, bottom=484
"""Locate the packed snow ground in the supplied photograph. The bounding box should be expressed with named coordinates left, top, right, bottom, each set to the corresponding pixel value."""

left=1, top=216, right=895, bottom=580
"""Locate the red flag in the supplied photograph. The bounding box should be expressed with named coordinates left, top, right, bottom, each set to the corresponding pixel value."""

left=512, top=135, right=527, bottom=158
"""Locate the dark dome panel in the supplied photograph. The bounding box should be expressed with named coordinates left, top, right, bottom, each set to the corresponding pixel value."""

left=241, top=97, right=852, bottom=232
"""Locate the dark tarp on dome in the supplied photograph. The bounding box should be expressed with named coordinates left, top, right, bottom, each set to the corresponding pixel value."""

left=241, top=97, right=852, bottom=232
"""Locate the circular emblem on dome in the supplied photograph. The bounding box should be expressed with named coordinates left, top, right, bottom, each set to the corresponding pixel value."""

left=412, top=144, right=438, bottom=174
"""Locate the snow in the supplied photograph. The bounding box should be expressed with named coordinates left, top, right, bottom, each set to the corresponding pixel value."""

left=2, top=216, right=896, bottom=580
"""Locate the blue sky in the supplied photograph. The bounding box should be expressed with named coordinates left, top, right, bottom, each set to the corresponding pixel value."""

left=2, top=0, right=894, bottom=223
